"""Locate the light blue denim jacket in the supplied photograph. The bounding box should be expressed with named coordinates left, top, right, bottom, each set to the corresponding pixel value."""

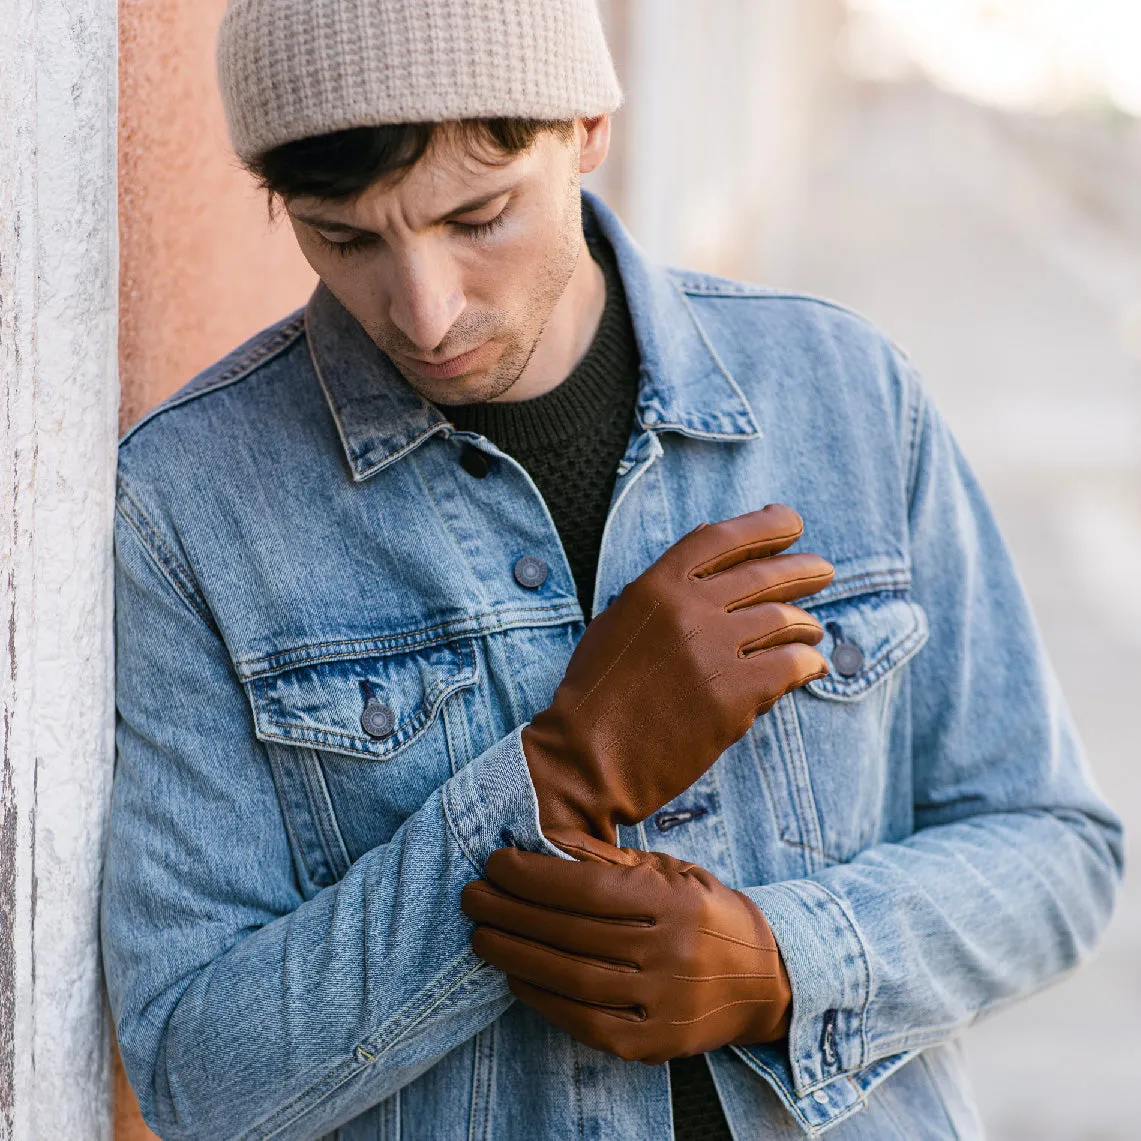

left=102, top=193, right=1123, bottom=1140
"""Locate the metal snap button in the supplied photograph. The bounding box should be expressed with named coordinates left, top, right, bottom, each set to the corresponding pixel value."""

left=360, top=699, right=396, bottom=739
left=832, top=642, right=864, bottom=678
left=654, top=806, right=709, bottom=833
left=513, top=556, right=548, bottom=590
left=459, top=444, right=490, bottom=479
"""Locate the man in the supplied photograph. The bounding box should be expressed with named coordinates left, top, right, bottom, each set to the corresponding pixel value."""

left=101, top=0, right=1123, bottom=1137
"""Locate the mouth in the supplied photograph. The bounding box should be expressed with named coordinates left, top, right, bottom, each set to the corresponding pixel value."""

left=402, top=342, right=492, bottom=381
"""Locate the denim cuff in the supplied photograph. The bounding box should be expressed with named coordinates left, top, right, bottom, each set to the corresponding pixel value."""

left=442, top=725, right=568, bottom=872
left=741, top=878, right=872, bottom=1094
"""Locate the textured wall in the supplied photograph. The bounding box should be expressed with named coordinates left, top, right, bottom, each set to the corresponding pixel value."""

left=0, top=0, right=119, bottom=1136
left=118, top=0, right=315, bottom=431
left=115, top=2, right=314, bottom=1135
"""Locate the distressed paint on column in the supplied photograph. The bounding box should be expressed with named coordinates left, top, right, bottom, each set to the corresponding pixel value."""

left=0, top=754, right=14, bottom=1124
left=0, top=0, right=119, bottom=1136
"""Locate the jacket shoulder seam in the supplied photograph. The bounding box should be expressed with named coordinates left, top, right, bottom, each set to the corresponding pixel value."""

left=675, top=278, right=881, bottom=324
left=116, top=482, right=216, bottom=631
left=671, top=275, right=918, bottom=348
left=119, top=313, right=307, bottom=446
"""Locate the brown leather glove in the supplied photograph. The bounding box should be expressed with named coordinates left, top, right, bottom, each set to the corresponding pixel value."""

left=522, top=504, right=834, bottom=854
left=461, top=843, right=791, bottom=1064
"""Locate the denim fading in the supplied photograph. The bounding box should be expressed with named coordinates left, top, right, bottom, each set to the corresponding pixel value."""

left=102, top=192, right=1123, bottom=1140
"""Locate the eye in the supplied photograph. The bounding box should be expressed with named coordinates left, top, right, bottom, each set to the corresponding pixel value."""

left=452, top=208, right=509, bottom=240
left=316, top=232, right=377, bottom=257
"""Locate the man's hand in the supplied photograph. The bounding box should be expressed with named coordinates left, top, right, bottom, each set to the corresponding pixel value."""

left=523, top=504, right=834, bottom=854
left=461, top=844, right=792, bottom=1065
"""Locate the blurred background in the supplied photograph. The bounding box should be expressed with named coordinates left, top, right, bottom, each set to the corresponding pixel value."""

left=116, top=1, right=1140, bottom=1137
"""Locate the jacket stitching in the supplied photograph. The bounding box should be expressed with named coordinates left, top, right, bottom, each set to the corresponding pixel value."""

left=772, top=698, right=828, bottom=873
left=903, top=371, right=926, bottom=510
left=779, top=837, right=848, bottom=866
left=917, top=1053, right=964, bottom=1141
left=298, top=747, right=351, bottom=881
left=799, top=570, right=911, bottom=609
left=120, top=314, right=306, bottom=446
left=467, top=1020, right=496, bottom=1141
left=669, top=278, right=762, bottom=434
left=305, top=307, right=361, bottom=475
left=441, top=780, right=490, bottom=878
left=807, top=605, right=925, bottom=700
left=811, top=879, right=874, bottom=1076
left=115, top=492, right=214, bottom=630
left=260, top=743, right=331, bottom=892
left=251, top=645, right=479, bottom=756
left=247, top=956, right=486, bottom=1138
left=235, top=605, right=581, bottom=677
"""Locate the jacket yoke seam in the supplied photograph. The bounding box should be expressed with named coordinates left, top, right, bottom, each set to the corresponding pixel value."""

left=120, top=314, right=306, bottom=447
left=116, top=486, right=215, bottom=632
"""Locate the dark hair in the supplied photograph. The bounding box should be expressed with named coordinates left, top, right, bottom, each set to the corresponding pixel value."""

left=247, top=118, right=576, bottom=203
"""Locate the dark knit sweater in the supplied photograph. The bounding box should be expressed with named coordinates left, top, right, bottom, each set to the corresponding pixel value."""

left=446, top=226, right=733, bottom=1141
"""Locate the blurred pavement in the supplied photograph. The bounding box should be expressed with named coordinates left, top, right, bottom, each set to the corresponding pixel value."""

left=774, top=82, right=1141, bottom=1141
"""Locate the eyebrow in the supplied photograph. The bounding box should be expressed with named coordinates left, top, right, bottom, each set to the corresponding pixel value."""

left=291, top=187, right=515, bottom=236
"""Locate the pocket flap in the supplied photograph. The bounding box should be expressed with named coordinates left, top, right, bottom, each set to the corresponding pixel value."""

left=804, top=592, right=928, bottom=701
left=248, top=639, right=478, bottom=759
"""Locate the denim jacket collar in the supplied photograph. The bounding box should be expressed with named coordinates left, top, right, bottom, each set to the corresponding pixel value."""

left=305, top=190, right=760, bottom=482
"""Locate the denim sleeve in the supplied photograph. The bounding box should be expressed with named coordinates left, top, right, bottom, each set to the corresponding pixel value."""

left=101, top=497, right=562, bottom=1141
left=739, top=360, right=1124, bottom=1112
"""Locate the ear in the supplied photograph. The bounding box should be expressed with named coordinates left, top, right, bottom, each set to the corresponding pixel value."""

left=577, top=115, right=612, bottom=177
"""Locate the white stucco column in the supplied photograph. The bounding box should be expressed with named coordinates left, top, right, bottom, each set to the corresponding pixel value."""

left=0, top=0, right=119, bottom=1136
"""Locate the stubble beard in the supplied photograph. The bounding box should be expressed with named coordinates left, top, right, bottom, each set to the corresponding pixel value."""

left=363, top=182, right=584, bottom=408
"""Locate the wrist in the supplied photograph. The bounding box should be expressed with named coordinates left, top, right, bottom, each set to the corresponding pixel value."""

left=520, top=724, right=611, bottom=846
left=735, top=892, right=793, bottom=1044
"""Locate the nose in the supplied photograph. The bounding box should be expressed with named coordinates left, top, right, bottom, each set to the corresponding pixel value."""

left=387, top=246, right=465, bottom=354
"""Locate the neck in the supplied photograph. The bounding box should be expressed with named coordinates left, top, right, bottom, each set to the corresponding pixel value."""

left=491, top=236, right=605, bottom=403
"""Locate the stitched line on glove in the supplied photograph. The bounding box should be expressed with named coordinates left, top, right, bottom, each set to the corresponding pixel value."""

left=672, top=971, right=779, bottom=982
left=591, top=667, right=722, bottom=755
left=571, top=601, right=660, bottom=715
left=587, top=623, right=703, bottom=732
left=696, top=927, right=778, bottom=952
left=666, top=997, right=777, bottom=1025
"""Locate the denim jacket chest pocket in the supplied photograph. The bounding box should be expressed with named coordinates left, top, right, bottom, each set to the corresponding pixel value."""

left=756, top=587, right=929, bottom=871
left=246, top=639, right=479, bottom=893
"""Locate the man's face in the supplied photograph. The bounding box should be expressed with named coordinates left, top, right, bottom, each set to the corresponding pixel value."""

left=286, top=120, right=607, bottom=406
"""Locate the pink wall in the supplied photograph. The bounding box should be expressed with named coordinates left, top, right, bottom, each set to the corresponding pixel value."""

left=118, top=0, right=315, bottom=434
left=116, top=1, right=316, bottom=1135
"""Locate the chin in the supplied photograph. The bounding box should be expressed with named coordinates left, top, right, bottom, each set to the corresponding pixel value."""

left=404, top=369, right=512, bottom=409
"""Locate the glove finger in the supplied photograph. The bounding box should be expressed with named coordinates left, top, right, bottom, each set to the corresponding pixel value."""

left=738, top=642, right=831, bottom=716
left=708, top=552, right=834, bottom=610
left=721, top=602, right=824, bottom=654
left=473, top=927, right=645, bottom=1010
left=507, top=976, right=650, bottom=1062
left=551, top=833, right=643, bottom=866
left=483, top=846, right=659, bottom=920
left=667, top=505, right=805, bottom=577
left=463, top=879, right=653, bottom=961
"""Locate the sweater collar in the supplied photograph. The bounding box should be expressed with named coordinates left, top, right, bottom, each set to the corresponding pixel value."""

left=306, top=190, right=760, bottom=482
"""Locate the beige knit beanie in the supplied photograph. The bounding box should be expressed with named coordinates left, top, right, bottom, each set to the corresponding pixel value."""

left=217, top=0, right=623, bottom=163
